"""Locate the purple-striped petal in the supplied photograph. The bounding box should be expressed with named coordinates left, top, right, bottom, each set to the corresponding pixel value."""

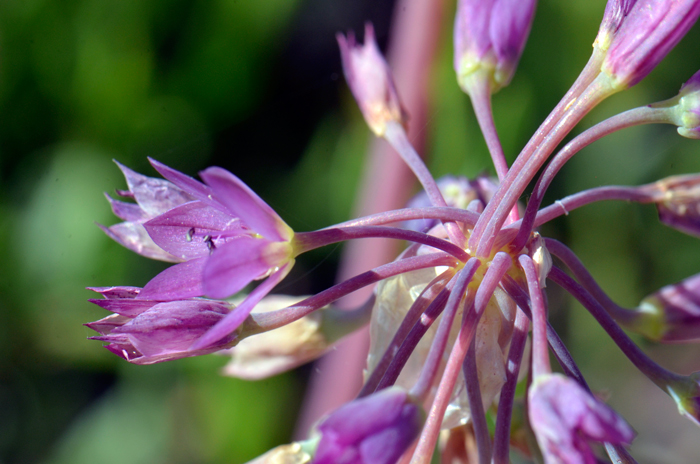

left=87, top=286, right=142, bottom=299
left=89, top=298, right=160, bottom=317
left=115, top=160, right=194, bottom=216
left=138, top=257, right=207, bottom=300
left=85, top=314, right=131, bottom=335
left=144, top=201, right=248, bottom=261
left=148, top=158, right=220, bottom=209
left=191, top=262, right=293, bottom=350
left=98, top=222, right=182, bottom=263
left=105, top=193, right=149, bottom=222
left=199, top=167, right=292, bottom=242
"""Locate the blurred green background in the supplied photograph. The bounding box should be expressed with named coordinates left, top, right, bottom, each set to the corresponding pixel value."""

left=1, top=0, right=699, bottom=463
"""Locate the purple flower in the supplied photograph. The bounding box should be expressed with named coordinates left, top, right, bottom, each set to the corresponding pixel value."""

left=313, top=387, right=424, bottom=464
left=639, top=272, right=700, bottom=342
left=99, top=161, right=196, bottom=262
left=115, top=159, right=295, bottom=301
left=86, top=286, right=237, bottom=364
left=601, top=0, right=700, bottom=89
left=337, top=23, right=407, bottom=136
left=453, top=0, right=537, bottom=90
left=529, top=374, right=635, bottom=464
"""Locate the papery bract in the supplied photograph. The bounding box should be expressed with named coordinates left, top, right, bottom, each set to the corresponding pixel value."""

left=221, top=295, right=329, bottom=380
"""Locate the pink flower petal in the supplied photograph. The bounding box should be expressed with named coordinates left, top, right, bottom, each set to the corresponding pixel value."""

left=138, top=257, right=208, bottom=300
left=98, top=222, right=182, bottom=263
left=144, top=201, right=248, bottom=261
left=201, top=236, right=275, bottom=299
left=87, top=286, right=142, bottom=299
left=105, top=193, right=149, bottom=222
left=199, top=167, right=292, bottom=242
left=88, top=298, right=160, bottom=317
left=114, top=160, right=194, bottom=216
left=148, top=158, right=220, bottom=208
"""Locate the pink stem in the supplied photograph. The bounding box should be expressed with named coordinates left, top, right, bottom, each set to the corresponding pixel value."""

left=471, top=70, right=614, bottom=256
left=511, top=105, right=671, bottom=251
left=518, top=255, right=551, bottom=378
left=410, top=252, right=512, bottom=464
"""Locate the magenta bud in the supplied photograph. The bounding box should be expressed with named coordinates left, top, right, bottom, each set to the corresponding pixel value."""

left=648, top=174, right=700, bottom=238
left=454, top=0, right=537, bottom=92
left=313, top=387, right=424, bottom=464
left=529, top=374, right=635, bottom=464
left=601, top=0, right=700, bottom=89
left=86, top=288, right=238, bottom=364
left=337, top=23, right=407, bottom=136
left=639, top=272, right=700, bottom=342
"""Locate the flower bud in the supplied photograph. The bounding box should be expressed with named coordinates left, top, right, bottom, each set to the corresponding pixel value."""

left=337, top=23, right=407, bottom=136
left=594, top=0, right=638, bottom=52
left=86, top=287, right=237, bottom=364
left=655, top=69, right=700, bottom=139
left=313, top=387, right=424, bottom=464
left=454, top=0, right=537, bottom=92
left=648, top=174, right=700, bottom=238
left=636, top=272, right=700, bottom=342
left=529, top=374, right=635, bottom=464
left=601, top=0, right=700, bottom=89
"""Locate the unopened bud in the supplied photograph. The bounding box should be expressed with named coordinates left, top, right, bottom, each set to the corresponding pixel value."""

left=649, top=174, right=700, bottom=238
left=313, top=387, right=424, bottom=464
left=637, top=273, right=700, bottom=342
left=454, top=0, right=537, bottom=92
left=337, top=23, right=407, bottom=136
left=652, top=70, right=700, bottom=139
left=601, top=0, right=700, bottom=89
left=594, top=0, right=638, bottom=52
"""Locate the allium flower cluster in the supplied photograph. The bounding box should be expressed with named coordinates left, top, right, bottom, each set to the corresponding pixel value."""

left=86, top=0, right=700, bottom=463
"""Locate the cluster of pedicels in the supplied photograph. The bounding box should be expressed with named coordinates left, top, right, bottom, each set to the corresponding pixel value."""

left=86, top=0, right=700, bottom=462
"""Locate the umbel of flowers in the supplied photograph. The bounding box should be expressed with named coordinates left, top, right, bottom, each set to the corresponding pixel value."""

left=87, top=0, right=700, bottom=462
